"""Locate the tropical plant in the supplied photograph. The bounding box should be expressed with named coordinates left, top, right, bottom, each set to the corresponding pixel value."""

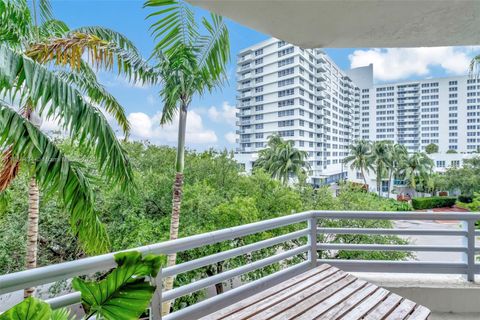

left=0, top=0, right=155, bottom=296
left=1, top=251, right=161, bottom=320
left=424, top=143, right=439, bottom=154
left=0, top=142, right=414, bottom=312
left=385, top=143, right=408, bottom=198
left=0, top=297, right=72, bottom=320
left=73, top=251, right=162, bottom=320
left=255, top=135, right=310, bottom=185
left=403, top=152, right=434, bottom=189
left=343, top=140, right=372, bottom=186
left=144, top=0, right=230, bottom=313
left=368, top=141, right=391, bottom=197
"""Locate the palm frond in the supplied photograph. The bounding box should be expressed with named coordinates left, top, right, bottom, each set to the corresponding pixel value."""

left=0, top=146, right=20, bottom=191
left=0, top=0, right=32, bottom=45
left=197, top=13, right=230, bottom=83
left=0, top=44, right=134, bottom=190
left=55, top=61, right=130, bottom=135
left=0, top=101, right=109, bottom=254
left=26, top=32, right=157, bottom=84
left=145, top=0, right=198, bottom=55
left=38, top=0, right=54, bottom=23
left=38, top=19, right=69, bottom=39
left=68, top=26, right=140, bottom=55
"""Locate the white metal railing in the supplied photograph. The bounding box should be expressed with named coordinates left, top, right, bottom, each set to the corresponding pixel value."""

left=0, top=210, right=479, bottom=320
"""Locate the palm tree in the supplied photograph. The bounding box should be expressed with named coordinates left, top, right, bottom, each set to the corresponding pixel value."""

left=403, top=152, right=434, bottom=190
left=385, top=143, right=408, bottom=198
left=0, top=0, right=154, bottom=297
left=144, top=0, right=230, bottom=313
left=368, top=141, right=391, bottom=197
left=343, top=140, right=372, bottom=186
left=255, top=135, right=310, bottom=185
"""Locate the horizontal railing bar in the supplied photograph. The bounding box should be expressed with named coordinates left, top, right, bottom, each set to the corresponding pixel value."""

left=318, top=243, right=467, bottom=252
left=45, top=292, right=81, bottom=309
left=317, top=228, right=467, bottom=236
left=165, top=261, right=311, bottom=320
left=314, top=211, right=480, bottom=221
left=0, top=211, right=314, bottom=295
left=163, top=228, right=309, bottom=277
left=319, top=259, right=473, bottom=274
left=475, top=230, right=480, bottom=236
left=162, top=245, right=309, bottom=302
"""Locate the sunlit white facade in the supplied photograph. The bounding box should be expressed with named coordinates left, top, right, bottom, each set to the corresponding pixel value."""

left=235, top=38, right=360, bottom=185
left=235, top=38, right=480, bottom=185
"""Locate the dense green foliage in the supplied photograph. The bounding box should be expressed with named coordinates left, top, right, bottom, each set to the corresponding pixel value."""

left=255, top=135, right=310, bottom=184
left=424, top=143, right=439, bottom=154
left=73, top=251, right=161, bottom=320
left=444, top=157, right=480, bottom=197
left=1, top=251, right=160, bottom=320
left=412, top=196, right=457, bottom=210
left=0, top=297, right=72, bottom=320
left=0, top=141, right=412, bottom=310
left=344, top=140, right=433, bottom=196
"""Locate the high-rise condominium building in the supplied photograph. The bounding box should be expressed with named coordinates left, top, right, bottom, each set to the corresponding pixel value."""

left=235, top=38, right=480, bottom=185
left=235, top=38, right=361, bottom=186
left=351, top=74, right=480, bottom=153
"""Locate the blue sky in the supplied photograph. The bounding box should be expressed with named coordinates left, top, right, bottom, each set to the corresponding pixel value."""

left=49, top=0, right=480, bottom=150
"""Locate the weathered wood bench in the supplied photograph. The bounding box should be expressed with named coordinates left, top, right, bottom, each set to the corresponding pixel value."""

left=200, top=264, right=431, bottom=319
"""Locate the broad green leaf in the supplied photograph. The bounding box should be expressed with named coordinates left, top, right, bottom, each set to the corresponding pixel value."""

left=50, top=308, right=74, bottom=320
left=72, top=251, right=162, bottom=320
left=0, top=297, right=51, bottom=320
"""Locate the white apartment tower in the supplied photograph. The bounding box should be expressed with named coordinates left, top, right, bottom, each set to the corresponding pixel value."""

left=235, top=38, right=480, bottom=185
left=235, top=38, right=360, bottom=186
left=351, top=75, right=480, bottom=153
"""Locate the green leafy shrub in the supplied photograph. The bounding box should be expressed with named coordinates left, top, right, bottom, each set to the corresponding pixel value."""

left=412, top=196, right=457, bottom=210
left=1, top=251, right=160, bottom=320
left=458, top=195, right=473, bottom=203
left=387, top=199, right=413, bottom=211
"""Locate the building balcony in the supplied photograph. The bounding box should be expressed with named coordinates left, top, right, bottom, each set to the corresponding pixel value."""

left=1, top=211, right=479, bottom=319
left=238, top=53, right=253, bottom=62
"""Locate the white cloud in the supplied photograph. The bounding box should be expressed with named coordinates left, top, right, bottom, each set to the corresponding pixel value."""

left=349, top=46, right=480, bottom=81
left=224, top=131, right=238, bottom=144
left=128, top=110, right=217, bottom=145
left=207, top=101, right=236, bottom=125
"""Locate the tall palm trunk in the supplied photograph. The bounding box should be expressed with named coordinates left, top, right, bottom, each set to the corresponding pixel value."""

left=361, top=167, right=368, bottom=186
left=387, top=170, right=393, bottom=199
left=162, top=105, right=187, bottom=315
left=24, top=177, right=39, bottom=298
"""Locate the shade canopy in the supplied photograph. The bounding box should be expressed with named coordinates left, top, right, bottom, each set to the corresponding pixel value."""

left=188, top=0, right=480, bottom=48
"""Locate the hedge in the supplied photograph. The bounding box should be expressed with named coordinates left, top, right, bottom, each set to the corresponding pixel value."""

left=412, top=196, right=457, bottom=210
left=458, top=195, right=473, bottom=203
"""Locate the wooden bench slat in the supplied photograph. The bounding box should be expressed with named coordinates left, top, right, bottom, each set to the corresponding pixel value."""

left=338, top=288, right=390, bottom=320
left=385, top=299, right=417, bottom=320
left=407, top=305, right=432, bottom=320
left=198, top=264, right=331, bottom=320
left=199, top=264, right=430, bottom=320
left=286, top=279, right=368, bottom=320
left=221, top=266, right=340, bottom=320
left=303, top=283, right=379, bottom=319
left=363, top=293, right=403, bottom=320
left=252, top=272, right=354, bottom=320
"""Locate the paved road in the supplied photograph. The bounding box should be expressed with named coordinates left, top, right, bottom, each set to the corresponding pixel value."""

left=393, top=220, right=480, bottom=262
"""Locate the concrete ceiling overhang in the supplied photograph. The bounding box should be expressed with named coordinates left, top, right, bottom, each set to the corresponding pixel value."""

left=188, top=0, right=480, bottom=48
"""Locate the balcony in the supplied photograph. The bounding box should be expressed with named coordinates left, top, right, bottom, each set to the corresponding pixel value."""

left=1, top=211, right=480, bottom=319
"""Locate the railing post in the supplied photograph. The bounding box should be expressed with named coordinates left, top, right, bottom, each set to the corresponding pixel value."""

left=307, top=217, right=318, bottom=268
left=150, top=268, right=162, bottom=320
left=462, top=221, right=476, bottom=282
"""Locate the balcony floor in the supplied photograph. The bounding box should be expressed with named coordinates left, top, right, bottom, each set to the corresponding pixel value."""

left=432, top=312, right=479, bottom=319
